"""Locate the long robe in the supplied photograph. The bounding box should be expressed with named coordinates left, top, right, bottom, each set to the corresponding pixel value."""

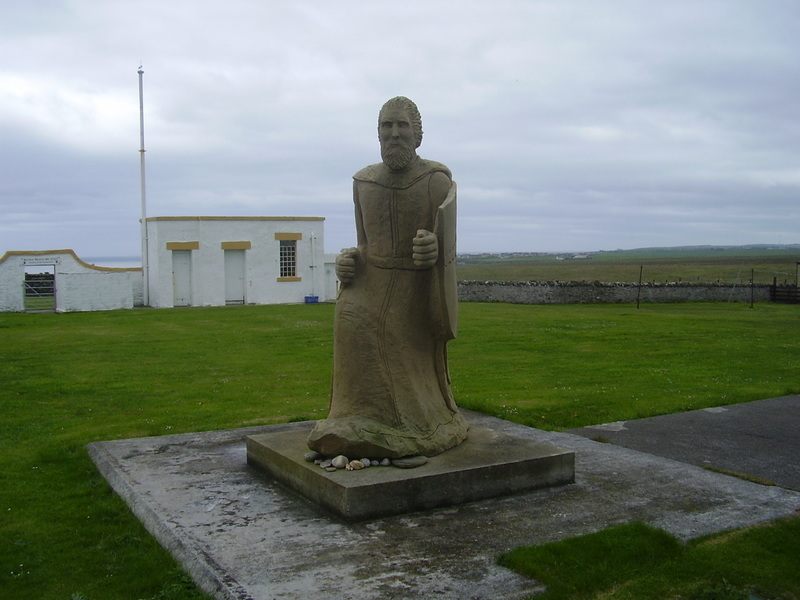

left=307, top=157, right=469, bottom=458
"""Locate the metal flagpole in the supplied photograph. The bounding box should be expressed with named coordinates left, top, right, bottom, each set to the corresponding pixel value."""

left=138, top=65, right=149, bottom=305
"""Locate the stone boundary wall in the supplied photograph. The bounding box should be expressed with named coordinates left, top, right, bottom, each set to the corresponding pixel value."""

left=458, top=280, right=779, bottom=305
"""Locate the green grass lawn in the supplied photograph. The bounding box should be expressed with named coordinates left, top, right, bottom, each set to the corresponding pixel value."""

left=499, top=518, right=800, bottom=600
left=453, top=302, right=799, bottom=429
left=1, top=302, right=798, bottom=599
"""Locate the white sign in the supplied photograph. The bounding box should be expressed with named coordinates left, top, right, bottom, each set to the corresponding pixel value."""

left=22, top=257, right=61, bottom=265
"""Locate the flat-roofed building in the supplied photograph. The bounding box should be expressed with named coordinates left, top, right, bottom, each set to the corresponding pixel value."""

left=144, top=216, right=333, bottom=308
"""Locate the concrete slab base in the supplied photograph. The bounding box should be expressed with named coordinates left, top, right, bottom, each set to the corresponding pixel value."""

left=87, top=411, right=800, bottom=600
left=246, top=424, right=575, bottom=520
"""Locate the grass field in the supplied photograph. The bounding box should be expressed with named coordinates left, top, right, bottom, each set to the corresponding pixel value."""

left=457, top=247, right=800, bottom=285
left=1, top=302, right=799, bottom=599
left=499, top=519, right=800, bottom=600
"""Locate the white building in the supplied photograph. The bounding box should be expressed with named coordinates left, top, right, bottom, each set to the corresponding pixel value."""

left=0, top=216, right=338, bottom=312
left=144, top=216, right=334, bottom=308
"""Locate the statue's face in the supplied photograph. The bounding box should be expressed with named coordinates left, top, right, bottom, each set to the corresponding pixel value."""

left=379, top=108, right=415, bottom=152
left=379, top=107, right=416, bottom=171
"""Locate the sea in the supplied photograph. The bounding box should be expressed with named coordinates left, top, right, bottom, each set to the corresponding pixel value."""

left=84, top=256, right=142, bottom=269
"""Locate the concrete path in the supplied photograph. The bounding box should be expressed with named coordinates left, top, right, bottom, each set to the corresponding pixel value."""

left=567, top=395, right=800, bottom=491
left=87, top=402, right=800, bottom=600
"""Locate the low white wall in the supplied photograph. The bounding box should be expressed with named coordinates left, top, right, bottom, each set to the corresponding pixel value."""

left=0, top=262, right=24, bottom=311
left=57, top=272, right=134, bottom=312
left=0, top=250, right=141, bottom=313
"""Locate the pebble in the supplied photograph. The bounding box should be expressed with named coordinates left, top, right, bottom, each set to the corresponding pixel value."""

left=392, top=455, right=428, bottom=469
left=331, top=455, right=349, bottom=469
left=310, top=453, right=426, bottom=471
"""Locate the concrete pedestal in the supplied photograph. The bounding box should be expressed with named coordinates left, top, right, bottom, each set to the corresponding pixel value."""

left=247, top=423, right=575, bottom=520
left=86, top=410, right=800, bottom=600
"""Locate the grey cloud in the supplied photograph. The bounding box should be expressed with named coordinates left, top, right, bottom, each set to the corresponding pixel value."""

left=1, top=0, right=798, bottom=257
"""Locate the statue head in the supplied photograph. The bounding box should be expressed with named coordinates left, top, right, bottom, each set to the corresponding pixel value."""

left=378, top=96, right=423, bottom=171
left=378, top=97, right=423, bottom=147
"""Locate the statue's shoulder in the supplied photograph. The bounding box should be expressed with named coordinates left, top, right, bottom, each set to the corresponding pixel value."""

left=353, top=159, right=452, bottom=188
left=419, top=159, right=452, bottom=181
left=353, top=162, right=385, bottom=183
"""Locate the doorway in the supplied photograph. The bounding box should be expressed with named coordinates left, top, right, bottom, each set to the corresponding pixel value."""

left=24, top=264, right=56, bottom=312
left=224, top=249, right=246, bottom=305
left=172, top=250, right=192, bottom=306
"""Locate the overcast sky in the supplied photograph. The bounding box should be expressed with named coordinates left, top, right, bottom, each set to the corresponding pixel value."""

left=2, top=1, right=798, bottom=260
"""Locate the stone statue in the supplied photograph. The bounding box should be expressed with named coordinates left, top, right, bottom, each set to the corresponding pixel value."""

left=307, top=96, right=469, bottom=459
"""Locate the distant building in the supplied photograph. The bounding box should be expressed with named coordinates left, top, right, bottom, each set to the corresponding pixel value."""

left=144, top=216, right=334, bottom=308
left=0, top=216, right=338, bottom=313
left=556, top=253, right=593, bottom=261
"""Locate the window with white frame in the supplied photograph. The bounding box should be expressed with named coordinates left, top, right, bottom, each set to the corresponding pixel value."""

left=279, top=240, right=296, bottom=278
left=275, top=233, right=302, bottom=281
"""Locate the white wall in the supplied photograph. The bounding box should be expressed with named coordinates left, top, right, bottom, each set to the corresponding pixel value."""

left=323, top=253, right=339, bottom=301
left=0, top=250, right=141, bottom=313
left=145, top=217, right=332, bottom=308
left=0, top=255, right=25, bottom=312
left=57, top=272, right=134, bottom=312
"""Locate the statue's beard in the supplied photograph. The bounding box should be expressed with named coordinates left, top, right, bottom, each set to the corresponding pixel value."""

left=381, top=143, right=416, bottom=172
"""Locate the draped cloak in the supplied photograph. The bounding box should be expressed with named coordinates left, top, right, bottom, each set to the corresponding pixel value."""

left=306, top=157, right=469, bottom=458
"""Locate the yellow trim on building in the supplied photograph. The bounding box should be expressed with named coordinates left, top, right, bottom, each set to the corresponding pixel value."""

left=274, top=233, right=303, bottom=241
left=166, top=242, right=200, bottom=250
left=221, top=241, right=252, bottom=250
left=0, top=249, right=141, bottom=272
left=277, top=276, right=302, bottom=282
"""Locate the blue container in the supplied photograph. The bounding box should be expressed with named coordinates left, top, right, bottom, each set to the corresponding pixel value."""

left=304, top=296, right=319, bottom=304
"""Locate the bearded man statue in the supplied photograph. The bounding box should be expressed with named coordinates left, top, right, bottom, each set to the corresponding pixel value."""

left=307, top=96, right=469, bottom=459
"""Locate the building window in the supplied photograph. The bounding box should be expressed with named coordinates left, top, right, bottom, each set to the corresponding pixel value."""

left=275, top=232, right=302, bottom=281
left=279, top=240, right=296, bottom=278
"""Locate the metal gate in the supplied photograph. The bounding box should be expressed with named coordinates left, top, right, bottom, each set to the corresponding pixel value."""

left=24, top=272, right=56, bottom=312
left=770, top=284, right=799, bottom=304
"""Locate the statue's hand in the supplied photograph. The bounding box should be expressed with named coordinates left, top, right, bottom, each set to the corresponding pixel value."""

left=336, top=247, right=359, bottom=284
left=412, top=229, right=438, bottom=268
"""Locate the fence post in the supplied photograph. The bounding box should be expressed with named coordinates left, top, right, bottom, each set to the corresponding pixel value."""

left=636, top=265, right=643, bottom=309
